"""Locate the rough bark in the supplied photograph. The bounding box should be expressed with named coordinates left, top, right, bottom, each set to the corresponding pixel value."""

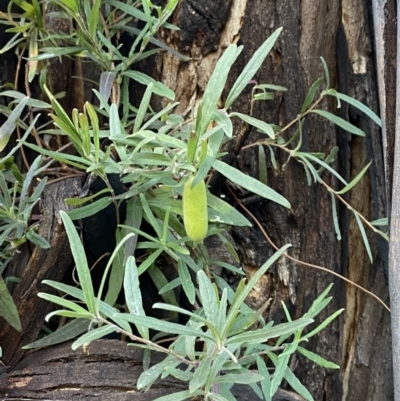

left=151, top=1, right=392, bottom=400
left=0, top=178, right=81, bottom=367
left=0, top=340, right=307, bottom=401
left=0, top=1, right=393, bottom=400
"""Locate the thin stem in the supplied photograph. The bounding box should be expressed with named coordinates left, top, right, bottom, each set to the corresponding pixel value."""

left=228, top=186, right=391, bottom=313
left=98, top=317, right=198, bottom=366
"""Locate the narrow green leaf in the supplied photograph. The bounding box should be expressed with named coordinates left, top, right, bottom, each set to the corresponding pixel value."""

left=198, top=44, right=241, bottom=135
left=225, top=28, right=282, bottom=109
left=197, top=270, right=218, bottom=325
left=370, top=218, right=388, bottom=227
left=207, top=192, right=251, bottom=227
left=320, top=57, right=330, bottom=90
left=282, top=367, right=314, bottom=401
left=311, top=110, right=365, bottom=136
left=330, top=192, right=341, bottom=241
left=258, top=145, right=268, bottom=185
left=224, top=245, right=290, bottom=337
left=0, top=275, right=21, bottom=331
left=124, top=256, right=149, bottom=339
left=134, top=83, right=153, bottom=133
left=270, top=353, right=290, bottom=396
left=214, top=373, right=264, bottom=384
left=115, top=313, right=214, bottom=341
left=26, top=230, right=51, bottom=249
left=302, top=309, right=344, bottom=340
left=0, top=96, right=29, bottom=151
left=337, top=161, right=372, bottom=195
left=297, top=346, right=339, bottom=369
left=89, top=0, right=102, bottom=37
left=325, top=90, right=381, bottom=127
left=353, top=211, right=373, bottom=262
left=256, top=356, right=271, bottom=401
left=23, top=319, right=90, bottom=349
left=189, top=357, right=211, bottom=393
left=226, top=318, right=313, bottom=345
left=178, top=259, right=195, bottom=305
left=230, top=112, right=275, bottom=138
left=72, top=325, right=117, bottom=350
left=213, top=160, right=290, bottom=208
left=213, top=109, right=233, bottom=138
left=42, top=280, right=132, bottom=333
left=60, top=211, right=96, bottom=315
left=122, top=71, right=175, bottom=100
left=153, top=390, right=204, bottom=401
left=67, top=197, right=112, bottom=220
left=65, top=188, right=111, bottom=206
left=38, top=293, right=91, bottom=315
left=300, top=77, right=324, bottom=114
left=0, top=91, right=50, bottom=108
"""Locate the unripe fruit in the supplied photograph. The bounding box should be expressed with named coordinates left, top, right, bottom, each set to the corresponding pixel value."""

left=183, top=176, right=208, bottom=242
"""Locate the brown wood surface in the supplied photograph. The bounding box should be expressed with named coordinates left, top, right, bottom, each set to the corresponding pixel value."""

left=0, top=178, right=81, bottom=367
left=0, top=0, right=393, bottom=400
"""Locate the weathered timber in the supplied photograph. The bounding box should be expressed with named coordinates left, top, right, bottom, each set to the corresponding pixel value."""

left=0, top=178, right=81, bottom=367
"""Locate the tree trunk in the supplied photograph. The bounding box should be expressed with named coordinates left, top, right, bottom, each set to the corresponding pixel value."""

left=0, top=1, right=393, bottom=400
left=151, top=1, right=392, bottom=400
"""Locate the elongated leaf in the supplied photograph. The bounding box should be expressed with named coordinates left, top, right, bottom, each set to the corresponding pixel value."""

left=302, top=309, right=344, bottom=340
left=214, top=373, right=264, bottom=384
left=226, top=318, right=313, bottom=345
left=0, top=91, right=50, bottom=108
left=353, top=211, right=373, bottom=262
left=330, top=192, right=341, bottom=240
left=99, top=71, right=117, bottom=105
left=223, top=245, right=290, bottom=337
left=67, top=197, right=112, bottom=220
left=258, top=145, right=268, bottom=185
left=189, top=357, right=211, bottom=393
left=198, top=44, right=241, bottom=136
left=26, top=230, right=51, bottom=249
left=311, top=110, right=365, bottom=136
left=116, top=313, right=215, bottom=341
left=0, top=96, right=29, bottom=151
left=197, top=270, right=218, bottom=326
left=42, top=280, right=132, bottom=333
left=122, top=71, right=174, bottom=100
left=213, top=109, right=233, bottom=138
left=152, top=303, right=220, bottom=340
left=225, top=28, right=282, bottom=109
left=60, top=211, right=96, bottom=315
left=213, top=160, right=290, bottom=208
left=124, top=256, right=149, bottom=340
left=268, top=352, right=313, bottom=401
left=178, top=259, right=195, bottom=305
left=325, top=90, right=381, bottom=127
left=282, top=367, right=314, bottom=401
left=138, top=355, right=181, bottom=389
left=297, top=346, right=339, bottom=369
left=23, top=319, right=90, bottom=349
left=230, top=112, right=275, bottom=138
left=153, top=390, right=204, bottom=401
left=256, top=356, right=271, bottom=401
left=134, top=83, right=153, bottom=133
left=72, top=325, right=117, bottom=350
left=270, top=353, right=290, bottom=396
left=89, top=0, right=101, bottom=37
left=337, top=161, right=372, bottom=195
left=38, top=293, right=91, bottom=314
left=300, top=77, right=324, bottom=114
left=0, top=275, right=21, bottom=331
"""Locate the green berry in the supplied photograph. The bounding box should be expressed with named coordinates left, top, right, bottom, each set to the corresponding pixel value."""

left=183, top=176, right=208, bottom=242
